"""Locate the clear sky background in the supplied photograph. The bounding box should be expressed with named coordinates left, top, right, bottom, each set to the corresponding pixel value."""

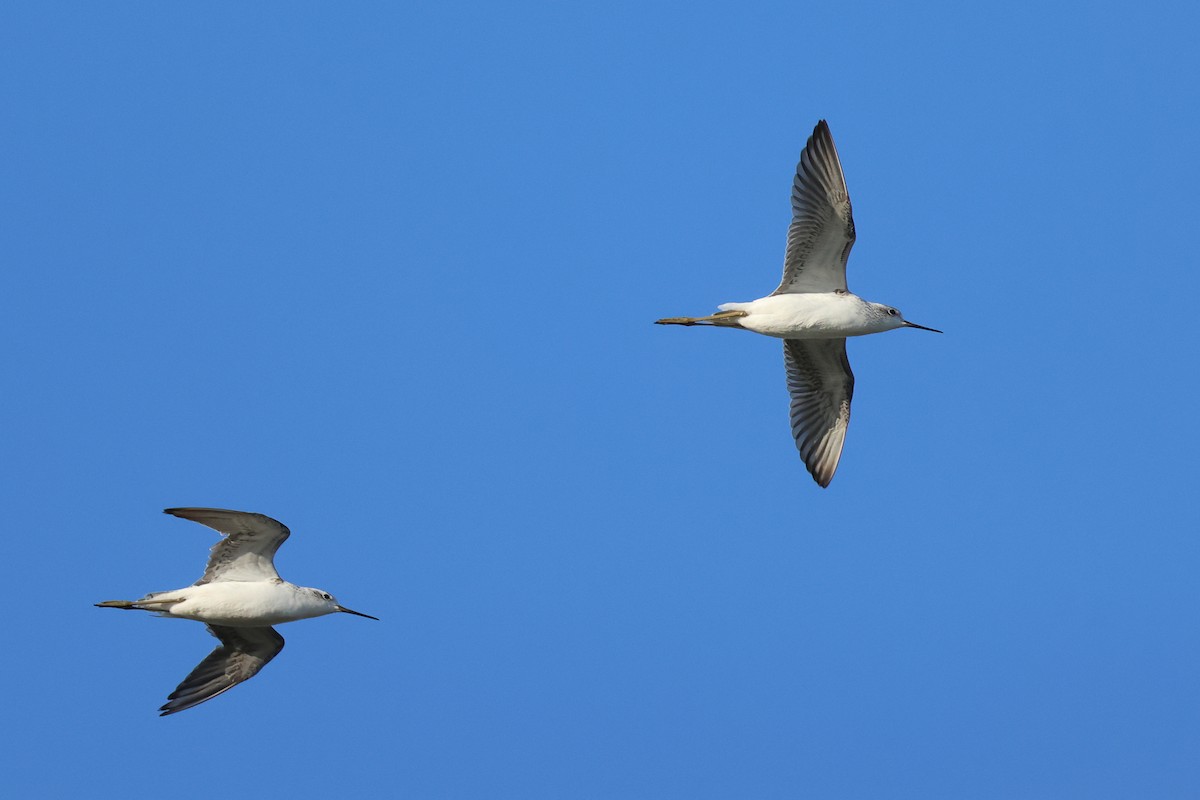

left=3, top=2, right=1199, bottom=798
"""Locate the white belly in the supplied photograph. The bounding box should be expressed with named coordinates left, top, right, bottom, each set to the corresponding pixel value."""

left=165, top=581, right=317, bottom=626
left=719, top=292, right=882, bottom=338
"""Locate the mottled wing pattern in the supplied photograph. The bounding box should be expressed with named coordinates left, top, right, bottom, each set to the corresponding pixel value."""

left=163, top=507, right=291, bottom=584
left=159, top=625, right=285, bottom=716
left=783, top=338, right=855, bottom=487
left=772, top=120, right=856, bottom=295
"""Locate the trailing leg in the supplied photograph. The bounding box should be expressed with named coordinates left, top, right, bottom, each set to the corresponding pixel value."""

left=654, top=310, right=747, bottom=327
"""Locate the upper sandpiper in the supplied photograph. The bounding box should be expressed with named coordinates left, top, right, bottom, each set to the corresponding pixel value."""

left=656, top=120, right=940, bottom=487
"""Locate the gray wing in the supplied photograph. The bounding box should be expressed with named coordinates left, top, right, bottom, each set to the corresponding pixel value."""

left=772, top=120, right=856, bottom=295
left=783, top=338, right=854, bottom=487
left=159, top=625, right=285, bottom=716
left=163, top=508, right=291, bottom=584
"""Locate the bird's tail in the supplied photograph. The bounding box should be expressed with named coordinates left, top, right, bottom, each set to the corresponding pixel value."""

left=654, top=310, right=747, bottom=327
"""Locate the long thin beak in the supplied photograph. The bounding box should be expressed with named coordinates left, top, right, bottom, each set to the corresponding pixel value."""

left=903, top=320, right=943, bottom=333
left=337, top=605, right=379, bottom=620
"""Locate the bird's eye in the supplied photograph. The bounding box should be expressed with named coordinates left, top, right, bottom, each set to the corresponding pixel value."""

left=322, top=593, right=333, bottom=601
left=887, top=308, right=898, bottom=316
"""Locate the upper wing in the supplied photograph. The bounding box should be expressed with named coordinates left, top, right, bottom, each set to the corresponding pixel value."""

left=163, top=508, right=291, bottom=584
left=772, top=120, right=856, bottom=295
left=159, top=625, right=286, bottom=716
left=783, top=338, right=855, bottom=487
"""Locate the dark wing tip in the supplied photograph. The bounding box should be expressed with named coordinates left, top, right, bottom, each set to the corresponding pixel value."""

left=163, top=507, right=212, bottom=519
left=162, top=508, right=291, bottom=537
left=804, top=118, right=838, bottom=154
left=801, top=443, right=839, bottom=488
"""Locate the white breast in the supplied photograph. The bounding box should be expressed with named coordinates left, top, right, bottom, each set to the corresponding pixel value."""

left=720, top=292, right=882, bottom=338
left=167, top=581, right=321, bottom=626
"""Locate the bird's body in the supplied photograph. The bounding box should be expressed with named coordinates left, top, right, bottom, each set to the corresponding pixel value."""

left=116, top=579, right=342, bottom=627
left=716, top=292, right=906, bottom=339
left=96, top=507, right=376, bottom=715
left=656, top=120, right=939, bottom=487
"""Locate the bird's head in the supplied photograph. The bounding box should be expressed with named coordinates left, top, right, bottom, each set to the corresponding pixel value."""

left=307, top=587, right=379, bottom=620
left=870, top=303, right=942, bottom=334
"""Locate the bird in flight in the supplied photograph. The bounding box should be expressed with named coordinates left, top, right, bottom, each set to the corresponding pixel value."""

left=656, top=120, right=940, bottom=487
left=97, top=507, right=377, bottom=715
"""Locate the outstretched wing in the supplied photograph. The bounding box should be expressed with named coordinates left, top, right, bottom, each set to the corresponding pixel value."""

left=164, top=508, right=291, bottom=584
left=783, top=338, right=854, bottom=487
left=772, top=120, right=856, bottom=295
left=159, top=625, right=286, bottom=716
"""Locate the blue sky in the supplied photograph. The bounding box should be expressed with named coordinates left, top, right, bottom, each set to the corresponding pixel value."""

left=3, top=1, right=1199, bottom=797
